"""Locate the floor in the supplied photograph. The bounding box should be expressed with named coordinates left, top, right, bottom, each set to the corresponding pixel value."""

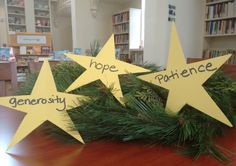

left=1, top=106, right=236, bottom=166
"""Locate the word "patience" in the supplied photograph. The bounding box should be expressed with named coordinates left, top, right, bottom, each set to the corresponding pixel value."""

left=155, top=62, right=217, bottom=84
left=89, top=59, right=119, bottom=73
left=9, top=95, right=66, bottom=111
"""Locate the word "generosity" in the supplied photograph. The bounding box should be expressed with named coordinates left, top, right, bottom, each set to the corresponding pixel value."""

left=9, top=95, right=66, bottom=111
left=155, top=62, right=217, bottom=84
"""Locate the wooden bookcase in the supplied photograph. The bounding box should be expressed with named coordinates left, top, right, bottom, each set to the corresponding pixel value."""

left=5, top=0, right=51, bottom=33
left=8, top=32, right=52, bottom=82
left=5, top=0, right=26, bottom=33
left=203, top=0, right=236, bottom=65
left=34, top=0, right=51, bottom=33
left=204, top=0, right=236, bottom=37
left=112, top=8, right=141, bottom=62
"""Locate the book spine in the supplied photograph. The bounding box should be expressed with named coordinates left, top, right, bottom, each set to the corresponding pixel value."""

left=203, top=49, right=236, bottom=64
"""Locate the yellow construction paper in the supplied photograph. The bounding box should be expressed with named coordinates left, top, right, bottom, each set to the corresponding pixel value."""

left=65, top=35, right=150, bottom=105
left=0, top=60, right=86, bottom=150
left=138, top=23, right=232, bottom=127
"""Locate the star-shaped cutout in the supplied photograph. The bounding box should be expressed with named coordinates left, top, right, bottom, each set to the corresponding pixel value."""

left=0, top=60, right=86, bottom=150
left=138, top=23, right=232, bottom=127
left=65, top=35, right=150, bottom=105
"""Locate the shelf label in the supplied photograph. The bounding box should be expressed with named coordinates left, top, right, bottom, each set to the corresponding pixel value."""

left=17, top=35, right=46, bottom=44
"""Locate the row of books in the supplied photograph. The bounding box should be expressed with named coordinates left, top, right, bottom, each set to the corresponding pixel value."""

left=36, top=27, right=51, bottom=33
left=112, top=12, right=129, bottom=24
left=114, top=34, right=129, bottom=44
left=7, top=0, right=24, bottom=7
left=205, top=1, right=236, bottom=19
left=205, top=19, right=236, bottom=35
left=203, top=49, right=236, bottom=64
left=113, top=23, right=129, bottom=33
left=9, top=26, right=26, bottom=32
left=8, top=7, right=25, bottom=15
left=115, top=45, right=129, bottom=55
left=8, top=16, right=25, bottom=25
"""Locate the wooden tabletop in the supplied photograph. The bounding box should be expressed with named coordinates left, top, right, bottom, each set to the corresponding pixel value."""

left=1, top=106, right=236, bottom=166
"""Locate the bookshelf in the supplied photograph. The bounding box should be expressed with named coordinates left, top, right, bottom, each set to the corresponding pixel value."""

left=8, top=32, right=52, bottom=82
left=203, top=48, right=236, bottom=64
left=5, top=0, right=52, bottom=33
left=130, top=49, right=143, bottom=65
left=6, top=0, right=26, bottom=33
left=34, top=0, right=51, bottom=33
left=112, top=8, right=141, bottom=62
left=205, top=0, right=236, bottom=36
left=203, top=0, right=236, bottom=65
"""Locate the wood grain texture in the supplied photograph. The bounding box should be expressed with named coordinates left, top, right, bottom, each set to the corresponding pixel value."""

left=8, top=32, right=52, bottom=48
left=0, top=106, right=236, bottom=166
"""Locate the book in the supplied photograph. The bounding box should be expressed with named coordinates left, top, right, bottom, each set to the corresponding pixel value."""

left=73, top=48, right=82, bottom=55
left=205, top=19, right=236, bottom=35
left=203, top=48, right=236, bottom=64
left=205, top=1, right=236, bottom=19
left=0, top=47, right=10, bottom=61
left=53, top=50, right=69, bottom=60
left=20, top=46, right=27, bottom=55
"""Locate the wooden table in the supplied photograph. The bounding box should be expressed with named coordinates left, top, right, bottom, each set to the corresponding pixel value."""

left=1, top=106, right=236, bottom=166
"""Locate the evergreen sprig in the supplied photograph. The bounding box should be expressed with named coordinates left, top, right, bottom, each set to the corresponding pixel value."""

left=17, top=62, right=236, bottom=163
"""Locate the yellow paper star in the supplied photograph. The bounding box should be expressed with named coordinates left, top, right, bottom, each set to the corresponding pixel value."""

left=138, top=23, right=232, bottom=127
left=65, top=35, right=150, bottom=105
left=0, top=60, right=86, bottom=150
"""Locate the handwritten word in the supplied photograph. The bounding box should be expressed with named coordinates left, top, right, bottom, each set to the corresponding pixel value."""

left=155, top=62, right=217, bottom=84
left=9, top=95, right=66, bottom=111
left=89, top=59, right=119, bottom=73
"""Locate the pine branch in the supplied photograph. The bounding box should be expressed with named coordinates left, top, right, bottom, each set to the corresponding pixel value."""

left=17, top=62, right=236, bottom=163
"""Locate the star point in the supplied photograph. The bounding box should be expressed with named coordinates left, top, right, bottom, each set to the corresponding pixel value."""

left=138, top=23, right=232, bottom=127
left=0, top=60, right=87, bottom=149
left=65, top=35, right=150, bottom=105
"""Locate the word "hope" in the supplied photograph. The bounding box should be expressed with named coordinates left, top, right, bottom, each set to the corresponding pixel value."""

left=89, top=59, right=119, bottom=74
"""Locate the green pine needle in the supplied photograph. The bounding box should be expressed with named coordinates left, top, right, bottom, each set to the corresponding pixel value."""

left=17, top=62, right=236, bottom=163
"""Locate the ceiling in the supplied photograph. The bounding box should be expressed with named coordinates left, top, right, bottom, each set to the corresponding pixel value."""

left=102, top=0, right=134, bottom=5
left=53, top=0, right=138, bottom=17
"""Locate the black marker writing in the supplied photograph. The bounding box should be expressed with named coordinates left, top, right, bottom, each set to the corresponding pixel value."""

left=155, top=62, right=217, bottom=84
left=9, top=95, right=66, bottom=111
left=89, top=59, right=119, bottom=73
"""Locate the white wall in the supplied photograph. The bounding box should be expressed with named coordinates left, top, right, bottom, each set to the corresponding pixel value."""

left=25, top=0, right=35, bottom=32
left=51, top=2, right=72, bottom=51
left=52, top=16, right=72, bottom=51
left=0, top=0, right=8, bottom=46
left=71, top=0, right=124, bottom=51
left=144, top=0, right=204, bottom=67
